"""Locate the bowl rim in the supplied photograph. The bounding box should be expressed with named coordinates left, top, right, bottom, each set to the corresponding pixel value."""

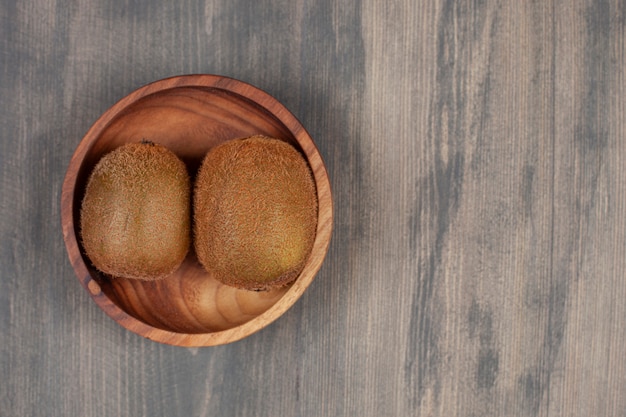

left=60, top=74, right=333, bottom=347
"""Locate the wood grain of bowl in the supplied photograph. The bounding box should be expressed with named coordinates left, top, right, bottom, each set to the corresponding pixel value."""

left=61, top=74, right=333, bottom=347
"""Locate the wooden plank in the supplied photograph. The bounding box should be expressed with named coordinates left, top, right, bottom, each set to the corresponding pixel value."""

left=1, top=0, right=625, bottom=415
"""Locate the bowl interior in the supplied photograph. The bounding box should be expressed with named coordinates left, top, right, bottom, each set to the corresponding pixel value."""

left=71, top=83, right=316, bottom=338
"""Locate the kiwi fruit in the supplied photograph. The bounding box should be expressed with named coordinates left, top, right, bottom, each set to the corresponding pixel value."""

left=194, top=135, right=318, bottom=291
left=80, top=141, right=191, bottom=280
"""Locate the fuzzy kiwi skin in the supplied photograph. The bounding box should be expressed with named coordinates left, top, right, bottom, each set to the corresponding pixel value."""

left=194, top=135, right=318, bottom=291
left=80, top=141, right=191, bottom=280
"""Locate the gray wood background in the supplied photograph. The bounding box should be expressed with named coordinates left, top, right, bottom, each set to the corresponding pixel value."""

left=1, top=0, right=625, bottom=416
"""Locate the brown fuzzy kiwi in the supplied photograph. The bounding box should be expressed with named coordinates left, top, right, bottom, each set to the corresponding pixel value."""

left=194, top=135, right=318, bottom=291
left=80, top=141, right=191, bottom=280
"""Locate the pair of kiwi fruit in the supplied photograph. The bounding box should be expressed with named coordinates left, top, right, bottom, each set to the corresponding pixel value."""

left=80, top=136, right=318, bottom=291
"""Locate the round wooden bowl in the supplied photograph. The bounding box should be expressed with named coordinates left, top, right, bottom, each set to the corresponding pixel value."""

left=61, top=74, right=333, bottom=347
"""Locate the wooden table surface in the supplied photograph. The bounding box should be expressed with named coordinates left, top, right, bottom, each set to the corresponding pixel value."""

left=2, top=1, right=625, bottom=416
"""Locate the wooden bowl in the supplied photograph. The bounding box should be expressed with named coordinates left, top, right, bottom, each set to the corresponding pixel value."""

left=61, top=74, right=333, bottom=347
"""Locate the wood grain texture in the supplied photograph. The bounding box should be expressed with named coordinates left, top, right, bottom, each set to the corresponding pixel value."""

left=1, top=0, right=625, bottom=415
